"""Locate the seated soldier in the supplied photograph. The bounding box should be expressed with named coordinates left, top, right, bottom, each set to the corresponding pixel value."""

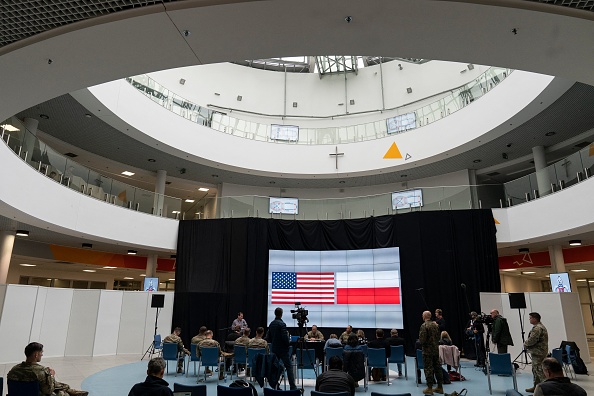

left=199, top=330, right=231, bottom=380
left=235, top=328, right=251, bottom=347
left=191, top=326, right=211, bottom=375
left=128, top=357, right=174, bottom=396
left=307, top=325, right=325, bottom=341
left=248, top=327, right=269, bottom=353
left=163, top=327, right=190, bottom=374
left=315, top=356, right=356, bottom=396
left=7, top=342, right=88, bottom=396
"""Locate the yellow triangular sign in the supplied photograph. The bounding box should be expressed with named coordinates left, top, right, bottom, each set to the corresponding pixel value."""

left=494, top=218, right=500, bottom=224
left=384, top=142, right=403, bottom=159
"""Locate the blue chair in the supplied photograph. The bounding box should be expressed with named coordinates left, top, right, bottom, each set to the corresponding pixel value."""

left=174, top=383, right=207, bottom=396
left=564, top=345, right=576, bottom=379
left=371, top=392, right=412, bottom=396
left=199, top=346, right=225, bottom=383
left=310, top=391, right=349, bottom=396
left=187, top=343, right=201, bottom=377
left=153, top=334, right=163, bottom=357
left=217, top=384, right=253, bottom=396
left=264, top=388, right=301, bottom=396
left=233, top=344, right=248, bottom=379
left=247, top=347, right=266, bottom=380
left=7, top=379, right=40, bottom=396
left=360, top=344, right=368, bottom=357
left=414, top=349, right=424, bottom=387
left=487, top=352, right=517, bottom=394
left=388, top=345, right=407, bottom=380
left=291, top=335, right=300, bottom=343
left=296, top=348, right=319, bottom=376
left=505, top=390, right=522, bottom=396
left=367, top=347, right=389, bottom=385
left=163, top=342, right=181, bottom=376
left=325, top=346, right=343, bottom=370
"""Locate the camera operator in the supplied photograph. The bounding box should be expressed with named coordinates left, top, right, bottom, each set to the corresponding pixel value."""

left=466, top=311, right=486, bottom=367
left=266, top=307, right=297, bottom=390
left=490, top=309, right=514, bottom=353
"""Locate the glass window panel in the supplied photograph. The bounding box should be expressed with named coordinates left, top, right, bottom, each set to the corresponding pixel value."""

left=30, top=277, right=51, bottom=287
left=53, top=279, right=70, bottom=288
left=72, top=280, right=89, bottom=289
left=90, top=281, right=106, bottom=289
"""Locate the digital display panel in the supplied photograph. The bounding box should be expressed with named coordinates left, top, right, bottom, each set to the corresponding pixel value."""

left=392, top=189, right=423, bottom=210
left=550, top=272, right=572, bottom=292
left=387, top=113, right=416, bottom=134
left=144, top=277, right=159, bottom=292
left=269, top=197, right=299, bottom=215
left=271, top=124, right=299, bottom=142
left=267, top=247, right=402, bottom=328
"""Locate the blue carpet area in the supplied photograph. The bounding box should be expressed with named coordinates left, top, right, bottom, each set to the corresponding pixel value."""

left=82, top=359, right=536, bottom=395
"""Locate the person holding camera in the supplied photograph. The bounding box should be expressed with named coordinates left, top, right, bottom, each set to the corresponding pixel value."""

left=266, top=307, right=297, bottom=390
left=490, top=309, right=513, bottom=353
left=466, top=312, right=485, bottom=367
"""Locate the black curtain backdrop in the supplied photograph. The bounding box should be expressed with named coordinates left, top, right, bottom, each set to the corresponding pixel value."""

left=172, top=210, right=500, bottom=355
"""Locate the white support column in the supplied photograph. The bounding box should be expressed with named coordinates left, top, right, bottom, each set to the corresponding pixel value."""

left=548, top=245, right=566, bottom=273
left=146, top=254, right=158, bottom=278
left=153, top=170, right=167, bottom=216
left=532, top=145, right=550, bottom=196
left=0, top=231, right=16, bottom=284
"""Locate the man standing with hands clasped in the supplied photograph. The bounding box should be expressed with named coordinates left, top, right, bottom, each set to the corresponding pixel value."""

left=524, top=312, right=548, bottom=393
left=419, top=311, right=444, bottom=395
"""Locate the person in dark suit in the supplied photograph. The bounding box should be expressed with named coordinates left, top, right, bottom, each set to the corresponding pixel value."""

left=368, top=328, right=390, bottom=381
left=386, top=329, right=405, bottom=376
left=435, top=309, right=446, bottom=333
left=266, top=307, right=297, bottom=390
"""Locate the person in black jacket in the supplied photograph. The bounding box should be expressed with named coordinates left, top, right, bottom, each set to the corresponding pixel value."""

left=128, top=357, right=174, bottom=396
left=368, top=328, right=390, bottom=381
left=266, top=307, right=297, bottom=390
left=386, top=329, right=405, bottom=376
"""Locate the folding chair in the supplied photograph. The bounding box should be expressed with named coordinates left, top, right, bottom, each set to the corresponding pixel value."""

left=152, top=334, right=163, bottom=357
left=174, top=383, right=207, bottom=396
left=311, top=391, right=350, bottom=396
left=217, top=385, right=253, bottom=396
left=415, top=349, right=424, bottom=387
left=564, top=345, right=576, bottom=379
left=7, top=379, right=39, bottom=396
left=199, top=346, right=226, bottom=384
left=232, top=344, right=248, bottom=379
left=371, top=392, right=412, bottom=396
left=163, top=342, right=181, bottom=376
left=487, top=352, right=517, bottom=395
left=296, top=348, right=319, bottom=377
left=263, top=388, right=300, bottom=396
left=187, top=343, right=201, bottom=377
left=388, top=345, right=407, bottom=380
left=367, top=347, right=390, bottom=385
left=325, top=347, right=343, bottom=370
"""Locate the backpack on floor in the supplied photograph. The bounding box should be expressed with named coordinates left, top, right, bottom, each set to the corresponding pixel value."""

left=229, top=379, right=258, bottom=396
left=448, top=370, right=466, bottom=381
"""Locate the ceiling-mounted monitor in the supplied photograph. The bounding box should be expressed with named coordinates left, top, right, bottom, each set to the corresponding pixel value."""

left=387, top=112, right=416, bottom=134
left=269, top=197, right=299, bottom=215
left=550, top=272, right=572, bottom=292
left=271, top=124, right=299, bottom=142
left=391, top=189, right=423, bottom=210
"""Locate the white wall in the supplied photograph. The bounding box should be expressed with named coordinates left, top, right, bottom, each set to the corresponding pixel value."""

left=0, top=284, right=173, bottom=364
left=480, top=292, right=590, bottom=363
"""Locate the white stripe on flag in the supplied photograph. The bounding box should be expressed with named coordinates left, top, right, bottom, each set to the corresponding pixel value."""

left=335, top=270, right=399, bottom=288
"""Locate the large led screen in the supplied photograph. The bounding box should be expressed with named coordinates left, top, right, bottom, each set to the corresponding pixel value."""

left=267, top=247, right=402, bottom=328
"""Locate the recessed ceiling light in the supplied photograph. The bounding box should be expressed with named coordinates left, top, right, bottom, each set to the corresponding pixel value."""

left=269, top=181, right=276, bottom=184
left=83, top=269, right=96, bottom=273
left=103, top=266, right=117, bottom=269
left=82, top=243, right=92, bottom=249
left=148, top=159, right=156, bottom=163
left=339, top=181, right=345, bottom=184
left=502, top=269, right=517, bottom=272
left=16, top=230, right=29, bottom=237
left=522, top=271, right=536, bottom=274
left=211, top=174, right=219, bottom=178
left=185, top=199, right=195, bottom=203
left=128, top=250, right=137, bottom=255
left=172, top=210, right=180, bottom=214
left=124, top=277, right=134, bottom=280
left=169, top=278, right=175, bottom=281
left=121, top=171, right=135, bottom=176
left=569, top=240, right=582, bottom=246
left=578, top=279, right=587, bottom=282
left=47, top=278, right=52, bottom=281
left=545, top=131, right=556, bottom=136
left=0, top=124, right=20, bottom=132
left=589, top=280, right=594, bottom=283
left=39, top=114, right=49, bottom=119
left=20, top=264, right=36, bottom=267
left=198, top=187, right=209, bottom=192
left=473, top=159, right=481, bottom=163
left=140, top=274, right=146, bottom=277
left=84, top=114, right=92, bottom=118
left=571, top=269, right=588, bottom=272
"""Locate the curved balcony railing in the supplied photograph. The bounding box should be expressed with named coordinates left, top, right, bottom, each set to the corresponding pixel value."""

left=125, top=66, right=513, bottom=145
left=1, top=117, right=181, bottom=218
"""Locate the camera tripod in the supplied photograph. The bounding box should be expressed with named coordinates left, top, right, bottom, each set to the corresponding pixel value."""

left=294, top=321, right=315, bottom=392
left=141, top=306, right=161, bottom=360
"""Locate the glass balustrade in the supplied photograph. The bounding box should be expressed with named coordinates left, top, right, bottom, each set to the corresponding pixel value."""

left=2, top=114, right=594, bottom=222
left=1, top=117, right=181, bottom=219
left=125, top=66, right=513, bottom=145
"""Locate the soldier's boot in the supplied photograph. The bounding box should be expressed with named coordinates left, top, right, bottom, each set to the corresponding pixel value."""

left=434, top=385, right=444, bottom=394
left=67, top=390, right=89, bottom=396
left=422, top=387, right=434, bottom=395
left=525, top=387, right=535, bottom=393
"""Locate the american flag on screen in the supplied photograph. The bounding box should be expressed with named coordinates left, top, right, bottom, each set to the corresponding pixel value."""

left=271, top=272, right=335, bottom=304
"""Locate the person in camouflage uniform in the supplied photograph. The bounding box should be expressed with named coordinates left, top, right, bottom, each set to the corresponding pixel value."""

left=235, top=328, right=251, bottom=347
left=524, top=312, right=549, bottom=393
left=248, top=327, right=269, bottom=353
left=307, top=325, right=325, bottom=341
left=191, top=326, right=208, bottom=345
left=199, top=330, right=230, bottom=380
left=164, top=327, right=190, bottom=373
left=340, top=325, right=353, bottom=344
left=7, top=342, right=88, bottom=396
left=419, top=311, right=444, bottom=395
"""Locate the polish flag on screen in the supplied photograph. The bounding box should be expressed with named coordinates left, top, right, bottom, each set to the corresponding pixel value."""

left=271, top=272, right=335, bottom=304
left=336, top=270, right=400, bottom=305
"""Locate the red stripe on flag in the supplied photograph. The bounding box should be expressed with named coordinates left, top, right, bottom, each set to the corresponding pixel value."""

left=336, top=287, right=400, bottom=304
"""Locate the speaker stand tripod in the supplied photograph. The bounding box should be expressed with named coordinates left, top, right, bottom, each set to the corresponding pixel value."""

left=141, top=306, right=161, bottom=360
left=513, top=308, right=531, bottom=366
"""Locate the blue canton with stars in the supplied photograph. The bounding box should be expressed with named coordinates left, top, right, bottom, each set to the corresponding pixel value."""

left=272, top=272, right=297, bottom=289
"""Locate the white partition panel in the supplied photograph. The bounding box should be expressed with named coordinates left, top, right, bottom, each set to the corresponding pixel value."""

left=560, top=292, right=590, bottom=362
left=143, top=292, right=174, bottom=350
left=29, top=286, right=48, bottom=343
left=93, top=290, right=124, bottom=356
left=65, top=290, right=100, bottom=356
left=527, top=292, right=565, bottom=360
left=117, top=292, right=150, bottom=355
left=38, top=288, right=74, bottom=358
left=0, top=285, right=39, bottom=363
left=0, top=285, right=6, bottom=319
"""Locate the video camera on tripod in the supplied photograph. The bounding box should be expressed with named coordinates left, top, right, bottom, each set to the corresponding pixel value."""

left=475, top=312, right=494, bottom=327
left=291, top=302, right=309, bottom=327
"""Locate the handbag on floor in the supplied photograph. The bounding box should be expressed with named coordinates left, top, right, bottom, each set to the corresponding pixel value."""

left=445, top=388, right=467, bottom=396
